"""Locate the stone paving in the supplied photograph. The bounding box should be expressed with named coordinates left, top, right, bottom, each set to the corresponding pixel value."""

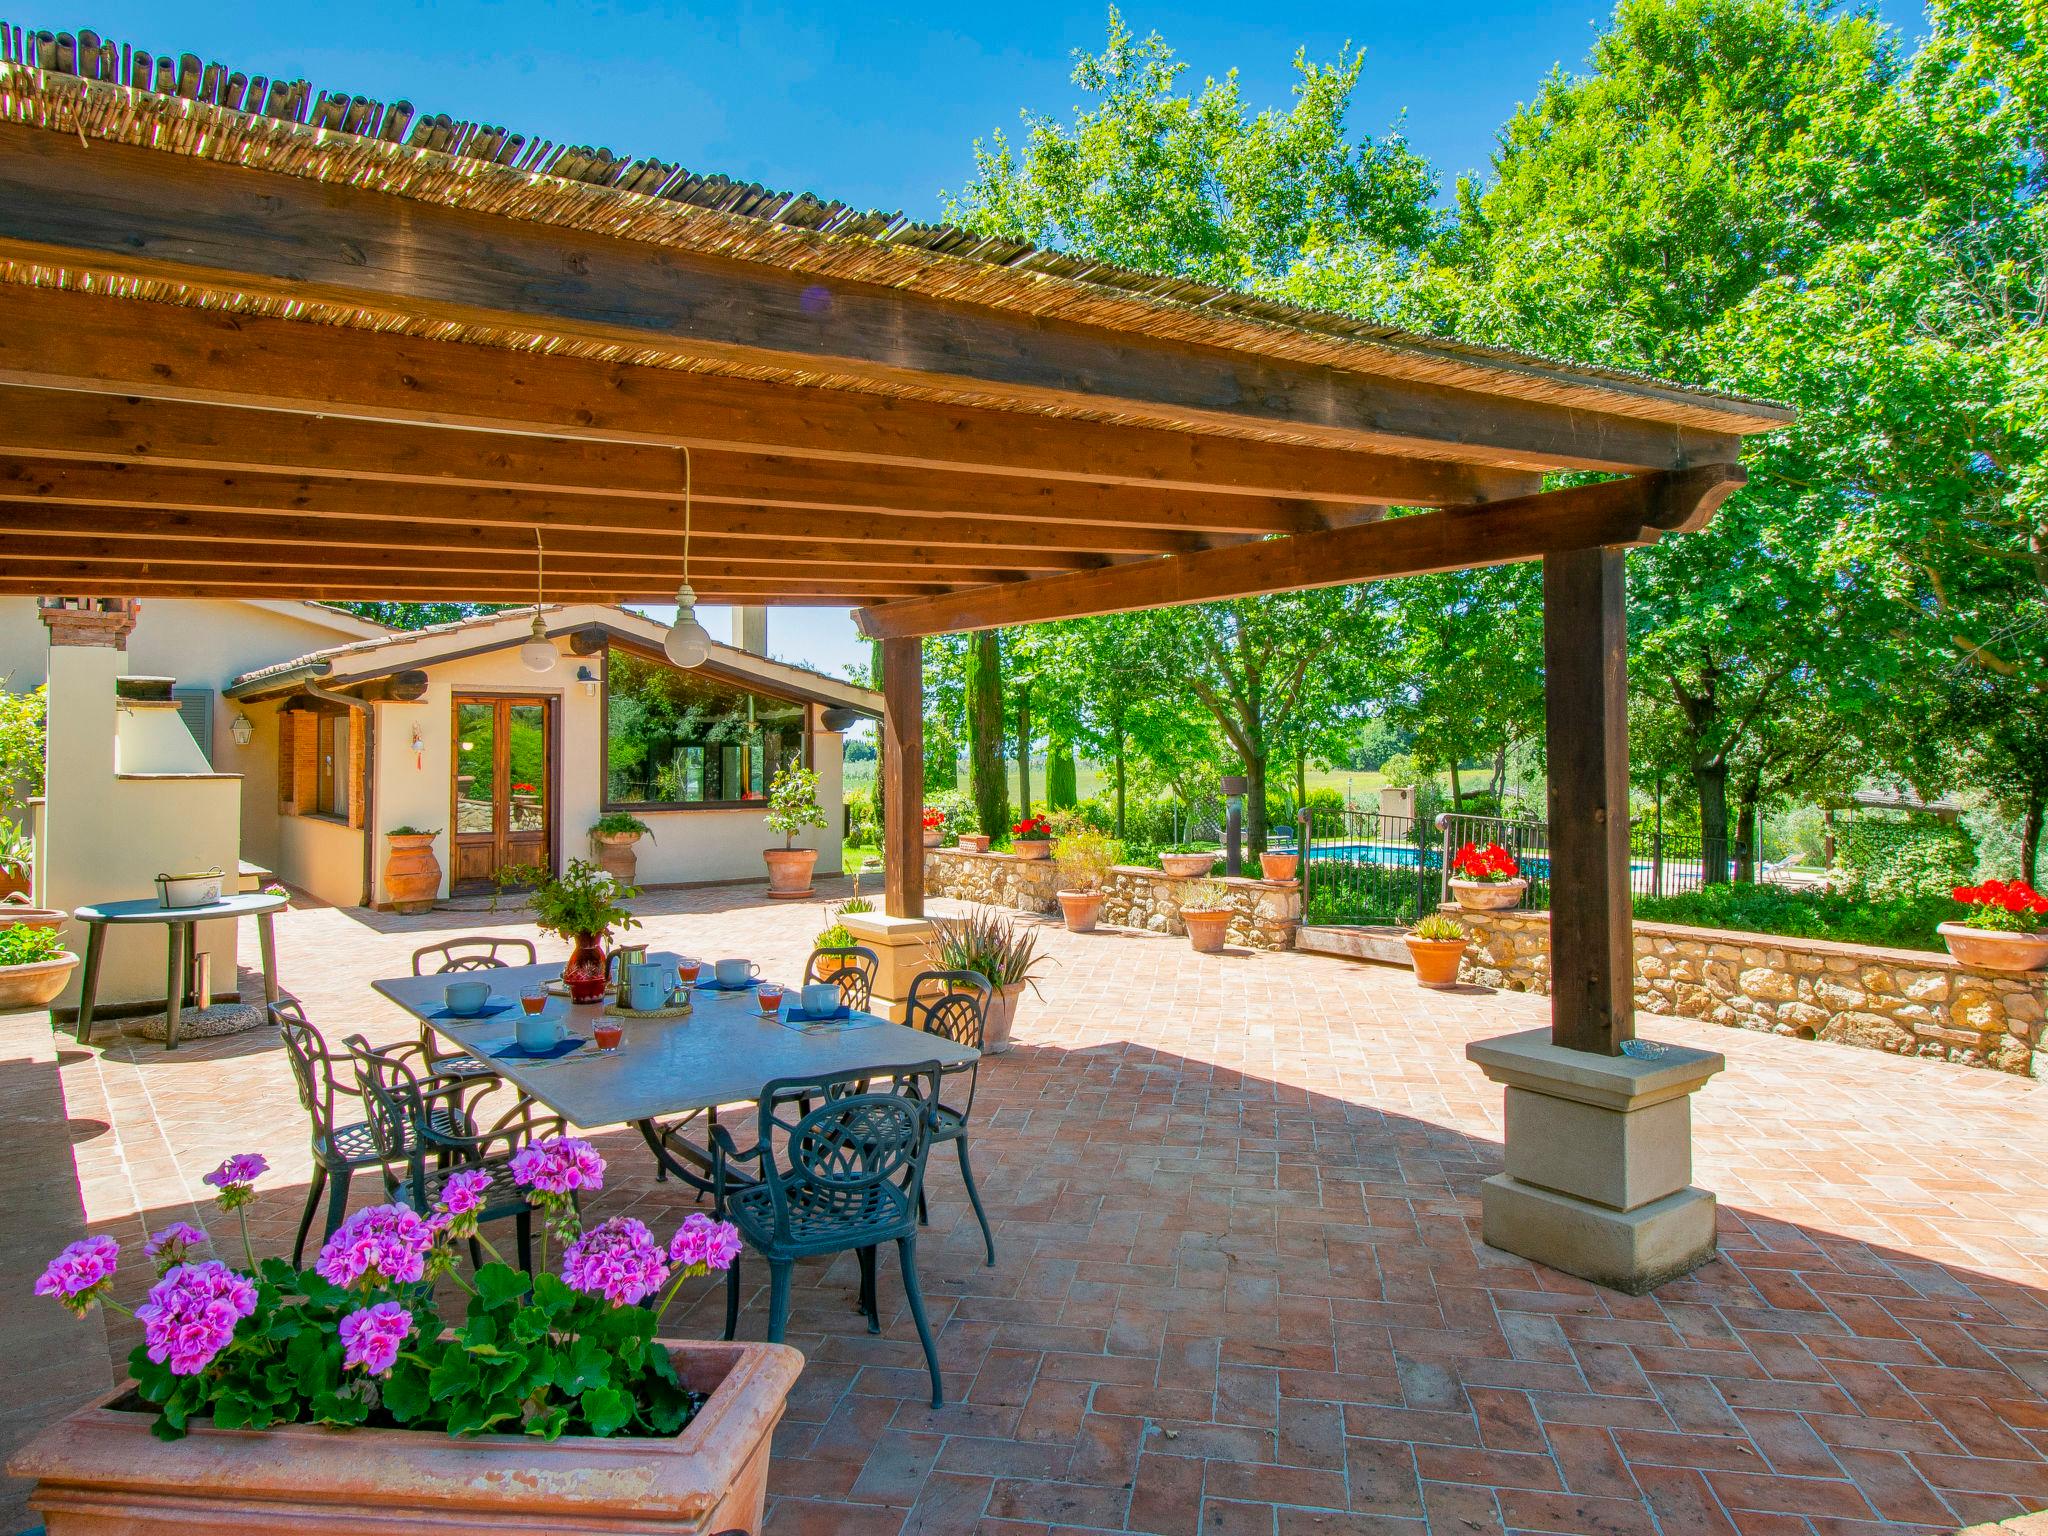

left=1, top=881, right=2045, bottom=1535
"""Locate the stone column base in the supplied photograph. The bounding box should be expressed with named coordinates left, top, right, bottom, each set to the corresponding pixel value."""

left=1467, top=1028, right=1724, bottom=1295
left=841, top=912, right=935, bottom=1023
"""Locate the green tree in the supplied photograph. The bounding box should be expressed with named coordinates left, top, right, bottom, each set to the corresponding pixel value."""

left=962, top=630, right=1009, bottom=835
left=327, top=602, right=507, bottom=630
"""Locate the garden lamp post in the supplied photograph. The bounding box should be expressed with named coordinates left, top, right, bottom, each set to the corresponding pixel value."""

left=1220, top=774, right=1248, bottom=876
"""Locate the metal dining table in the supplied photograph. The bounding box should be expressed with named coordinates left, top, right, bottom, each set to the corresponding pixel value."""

left=372, top=956, right=978, bottom=1196
left=72, top=890, right=287, bottom=1050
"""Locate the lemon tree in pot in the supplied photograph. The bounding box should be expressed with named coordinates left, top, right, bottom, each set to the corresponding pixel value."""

left=0, top=922, right=78, bottom=1011
left=1179, top=879, right=1234, bottom=954
left=1053, top=826, right=1119, bottom=932
left=762, top=765, right=826, bottom=899
left=13, top=1145, right=800, bottom=1535
left=1406, top=911, right=1470, bottom=988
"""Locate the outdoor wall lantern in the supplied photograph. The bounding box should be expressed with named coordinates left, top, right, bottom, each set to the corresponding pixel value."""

left=229, top=712, right=255, bottom=747
left=576, top=665, right=600, bottom=697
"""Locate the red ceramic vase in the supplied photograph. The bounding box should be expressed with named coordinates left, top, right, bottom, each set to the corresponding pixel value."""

left=562, top=931, right=609, bottom=1003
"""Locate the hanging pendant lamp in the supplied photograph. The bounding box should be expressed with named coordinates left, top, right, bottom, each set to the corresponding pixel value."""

left=664, top=446, right=712, bottom=668
left=519, top=527, right=558, bottom=673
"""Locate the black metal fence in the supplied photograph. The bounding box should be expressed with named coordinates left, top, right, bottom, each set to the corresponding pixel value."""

left=1301, top=807, right=1746, bottom=926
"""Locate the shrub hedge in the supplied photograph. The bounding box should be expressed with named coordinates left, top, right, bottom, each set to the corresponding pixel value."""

left=1633, top=884, right=1951, bottom=953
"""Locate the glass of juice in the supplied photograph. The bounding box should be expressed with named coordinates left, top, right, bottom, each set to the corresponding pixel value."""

left=756, top=982, right=785, bottom=1016
left=520, top=985, right=547, bottom=1016
left=592, top=1020, right=624, bottom=1052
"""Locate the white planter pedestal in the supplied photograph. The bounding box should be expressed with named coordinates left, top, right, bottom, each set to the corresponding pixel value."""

left=842, top=912, right=935, bottom=1023
left=1466, top=1029, right=1723, bottom=1295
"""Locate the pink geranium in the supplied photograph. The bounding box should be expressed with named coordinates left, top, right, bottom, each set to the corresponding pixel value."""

left=316, top=1203, right=435, bottom=1289
left=143, top=1223, right=208, bottom=1271
left=136, top=1261, right=257, bottom=1376
left=201, top=1153, right=269, bottom=1211
left=561, top=1216, right=669, bottom=1307
left=34, top=1235, right=121, bottom=1314
left=338, top=1301, right=414, bottom=1377
left=509, top=1137, right=605, bottom=1198
left=668, top=1212, right=743, bottom=1275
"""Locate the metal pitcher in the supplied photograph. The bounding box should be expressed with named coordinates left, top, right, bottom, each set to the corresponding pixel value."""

left=606, top=943, right=648, bottom=1006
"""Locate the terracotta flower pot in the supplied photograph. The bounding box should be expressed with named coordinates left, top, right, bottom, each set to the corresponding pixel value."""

left=1938, top=922, right=2048, bottom=973
left=957, top=834, right=990, bottom=853
left=1057, top=889, right=1105, bottom=933
left=1258, top=852, right=1299, bottom=882
left=7, top=1338, right=803, bottom=1536
left=0, top=951, right=78, bottom=1011
left=1450, top=877, right=1526, bottom=912
left=1161, top=853, right=1216, bottom=879
left=1012, top=841, right=1051, bottom=861
left=563, top=931, right=609, bottom=1003
left=762, top=846, right=818, bottom=899
left=1183, top=908, right=1232, bottom=954
left=383, top=833, right=441, bottom=914
left=0, top=902, right=67, bottom=932
left=1405, top=936, right=1468, bottom=988
left=922, top=829, right=943, bottom=848
left=983, top=983, right=1026, bottom=1053
left=0, top=868, right=29, bottom=902
left=593, top=830, right=642, bottom=884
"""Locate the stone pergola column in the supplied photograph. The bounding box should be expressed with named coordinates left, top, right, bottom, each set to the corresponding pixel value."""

left=1465, top=548, right=1723, bottom=1295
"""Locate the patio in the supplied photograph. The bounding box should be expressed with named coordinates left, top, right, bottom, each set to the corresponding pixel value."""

left=4, top=890, right=2045, bottom=1536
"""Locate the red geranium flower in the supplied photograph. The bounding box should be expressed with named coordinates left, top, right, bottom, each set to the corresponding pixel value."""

left=1011, top=816, right=1052, bottom=840
left=1952, top=879, right=2048, bottom=916
left=922, top=807, right=946, bottom=830
left=1452, top=842, right=1521, bottom=883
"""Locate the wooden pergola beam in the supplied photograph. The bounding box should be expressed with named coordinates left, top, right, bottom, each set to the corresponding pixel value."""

left=855, top=466, right=1746, bottom=639
left=0, top=399, right=1380, bottom=543
left=0, top=287, right=1546, bottom=503
left=0, top=129, right=1770, bottom=474
left=0, top=578, right=908, bottom=604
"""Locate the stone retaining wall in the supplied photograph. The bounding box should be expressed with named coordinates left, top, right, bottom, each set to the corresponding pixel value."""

left=1455, top=906, right=2039, bottom=1075
left=923, top=848, right=1301, bottom=950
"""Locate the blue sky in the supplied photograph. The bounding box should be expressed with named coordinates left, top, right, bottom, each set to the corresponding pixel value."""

left=100, top=0, right=1929, bottom=674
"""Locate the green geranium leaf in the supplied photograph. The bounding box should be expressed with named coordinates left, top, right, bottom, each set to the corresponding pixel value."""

left=579, top=1385, right=634, bottom=1438
left=474, top=1265, right=529, bottom=1310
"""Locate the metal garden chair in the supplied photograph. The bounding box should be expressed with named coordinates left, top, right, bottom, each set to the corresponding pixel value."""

left=409, top=936, right=537, bottom=1080
left=905, top=969, right=997, bottom=1266
left=801, top=944, right=879, bottom=1012
left=270, top=999, right=478, bottom=1266
left=712, top=1063, right=947, bottom=1407
left=345, top=1034, right=561, bottom=1272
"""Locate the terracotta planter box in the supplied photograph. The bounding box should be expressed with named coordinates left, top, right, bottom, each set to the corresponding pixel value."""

left=593, top=830, right=642, bottom=884
left=1012, top=841, right=1052, bottom=861
left=1183, top=908, right=1231, bottom=954
left=1405, top=936, right=1468, bottom=988
left=762, top=846, right=818, bottom=899
left=1938, top=922, right=2048, bottom=973
left=1258, top=852, right=1299, bottom=882
left=383, top=833, right=441, bottom=913
left=1161, top=853, right=1217, bottom=879
left=0, top=951, right=78, bottom=1011
left=1057, top=889, right=1105, bottom=933
left=1450, top=877, right=1526, bottom=912
left=9, top=1339, right=803, bottom=1536
left=984, top=982, right=1026, bottom=1053
left=957, top=834, right=990, bottom=853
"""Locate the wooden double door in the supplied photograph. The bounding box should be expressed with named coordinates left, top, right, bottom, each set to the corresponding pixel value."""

left=451, top=694, right=554, bottom=890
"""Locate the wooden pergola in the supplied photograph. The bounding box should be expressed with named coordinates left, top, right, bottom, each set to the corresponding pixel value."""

left=0, top=38, right=1789, bottom=1058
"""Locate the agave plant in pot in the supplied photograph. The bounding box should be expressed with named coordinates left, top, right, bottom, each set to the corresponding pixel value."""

left=1939, top=879, right=2048, bottom=971
left=11, top=1144, right=800, bottom=1535
left=927, top=909, right=1050, bottom=1052
left=1179, top=879, right=1234, bottom=954
left=762, top=765, right=827, bottom=898
left=1406, top=910, right=1470, bottom=988
left=1052, top=826, right=1119, bottom=933
left=1448, top=842, right=1526, bottom=911
left=496, top=859, right=640, bottom=1003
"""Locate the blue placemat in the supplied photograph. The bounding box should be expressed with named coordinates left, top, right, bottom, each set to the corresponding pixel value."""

left=426, top=999, right=518, bottom=1022
left=785, top=1001, right=851, bottom=1023
left=481, top=1035, right=588, bottom=1063
left=694, top=976, right=761, bottom=992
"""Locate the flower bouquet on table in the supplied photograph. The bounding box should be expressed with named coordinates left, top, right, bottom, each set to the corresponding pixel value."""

left=34, top=1139, right=744, bottom=1442
left=495, top=858, right=640, bottom=1002
left=1009, top=815, right=1054, bottom=861
left=1448, top=842, right=1527, bottom=911
left=1940, top=879, right=2048, bottom=972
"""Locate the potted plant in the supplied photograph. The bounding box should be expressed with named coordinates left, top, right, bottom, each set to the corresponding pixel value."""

left=13, top=1144, right=798, bottom=1535
left=762, top=765, right=826, bottom=898
left=1179, top=879, right=1234, bottom=954
left=1160, top=844, right=1218, bottom=879
left=0, top=817, right=32, bottom=902
left=1009, top=815, right=1054, bottom=861
left=921, top=807, right=947, bottom=849
left=1406, top=911, right=1470, bottom=988
left=1259, top=848, right=1299, bottom=882
left=498, top=859, right=641, bottom=1003
left=1448, top=842, right=1527, bottom=911
left=1940, top=879, right=2048, bottom=971
left=590, top=812, right=655, bottom=884
left=927, top=909, right=1049, bottom=1053
left=0, top=922, right=78, bottom=1010
left=1053, top=827, right=1118, bottom=933
left=382, top=826, right=442, bottom=914
left=958, top=830, right=991, bottom=854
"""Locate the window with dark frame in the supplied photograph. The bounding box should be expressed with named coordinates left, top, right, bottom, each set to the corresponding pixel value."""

left=603, top=646, right=808, bottom=809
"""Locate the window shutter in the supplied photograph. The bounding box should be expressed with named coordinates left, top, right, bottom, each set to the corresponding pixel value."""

left=277, top=711, right=296, bottom=811
left=172, top=687, right=214, bottom=765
